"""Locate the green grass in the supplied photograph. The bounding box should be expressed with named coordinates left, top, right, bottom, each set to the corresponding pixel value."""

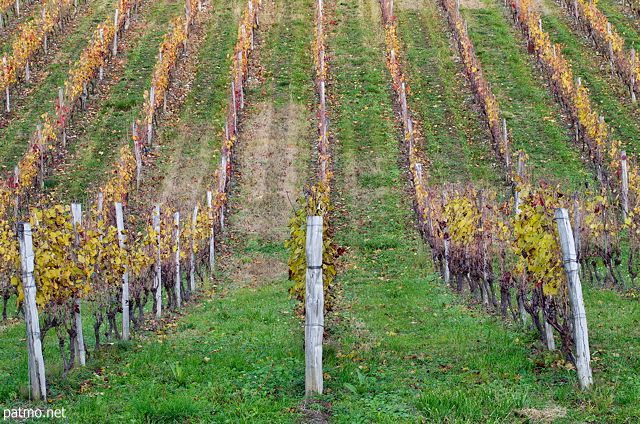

left=539, top=0, right=640, bottom=158
left=0, top=0, right=119, bottom=169
left=394, top=1, right=499, bottom=186
left=462, top=2, right=587, bottom=189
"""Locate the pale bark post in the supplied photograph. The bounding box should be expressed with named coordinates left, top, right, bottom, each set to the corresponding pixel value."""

left=13, top=165, right=19, bottom=217
left=607, top=23, right=614, bottom=73
left=115, top=202, right=130, bottom=340
left=37, top=125, right=44, bottom=189
left=231, top=81, right=237, bottom=132
left=153, top=204, right=162, bottom=318
left=207, top=191, right=215, bottom=273
left=59, top=88, right=66, bottom=147
left=544, top=312, right=556, bottom=350
left=305, top=216, right=323, bottom=396
left=554, top=208, right=593, bottom=390
left=133, top=122, right=142, bottom=187
left=515, top=152, right=526, bottom=214
left=99, top=29, right=104, bottom=80
left=4, top=57, right=10, bottom=112
left=15, top=0, right=19, bottom=17
left=18, top=223, right=47, bottom=401
left=621, top=150, right=629, bottom=220
left=148, top=87, right=155, bottom=145
left=190, top=205, right=198, bottom=293
left=478, top=191, right=490, bottom=307
left=596, top=117, right=604, bottom=183
left=71, top=203, right=86, bottom=366
left=631, top=49, right=637, bottom=103
left=112, top=9, right=119, bottom=56
left=502, top=118, right=511, bottom=178
left=442, top=192, right=451, bottom=284
left=42, top=9, right=47, bottom=53
left=174, top=212, right=182, bottom=309
left=572, top=192, right=582, bottom=265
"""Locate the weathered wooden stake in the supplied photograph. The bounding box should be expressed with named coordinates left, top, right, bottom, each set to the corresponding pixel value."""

left=37, top=125, right=44, bottom=189
left=631, top=49, right=637, bottom=103
left=148, top=86, right=155, bottom=144
left=18, top=222, right=47, bottom=401
left=3, top=57, right=9, bottom=112
left=554, top=208, right=593, bottom=390
left=207, top=191, right=215, bottom=273
left=174, top=212, right=182, bottom=308
left=442, top=192, right=451, bottom=284
left=515, top=152, right=526, bottom=214
left=544, top=313, right=556, bottom=350
left=153, top=204, right=162, bottom=318
left=572, top=192, right=582, bottom=264
left=621, top=150, right=629, bottom=220
left=71, top=203, right=86, bottom=366
left=59, top=88, right=66, bottom=147
left=99, top=29, right=104, bottom=80
left=305, top=216, right=323, bottom=396
left=115, top=202, right=130, bottom=340
left=190, top=205, right=198, bottom=292
left=112, top=9, right=119, bottom=56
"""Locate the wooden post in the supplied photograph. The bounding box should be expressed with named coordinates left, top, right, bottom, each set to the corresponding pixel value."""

left=502, top=118, right=511, bottom=177
left=17, top=222, right=47, bottom=401
left=596, top=117, right=604, bottom=183
left=71, top=203, right=86, bottom=366
left=37, top=125, right=44, bottom=189
left=59, top=88, right=66, bottom=147
left=305, top=216, right=323, bottom=396
left=133, top=122, right=142, bottom=187
left=478, top=191, right=490, bottom=307
left=631, top=49, right=637, bottom=103
left=207, top=191, right=215, bottom=273
left=115, top=202, right=130, bottom=340
left=515, top=152, right=525, bottom=214
left=190, top=205, right=198, bottom=293
left=174, top=212, right=181, bottom=308
left=621, top=150, right=629, bottom=220
left=442, top=192, right=451, bottom=284
left=13, top=165, right=19, bottom=217
left=544, top=312, right=556, bottom=350
left=3, top=57, right=9, bottom=112
left=554, top=208, right=593, bottom=390
left=99, top=29, right=104, bottom=80
left=153, top=204, right=162, bottom=318
left=147, top=87, right=155, bottom=144
left=25, top=61, right=30, bottom=82
left=112, top=9, right=119, bottom=57
left=15, top=0, right=19, bottom=17
left=42, top=9, right=47, bottom=53
left=572, top=192, right=582, bottom=264
left=231, top=82, right=237, bottom=132
left=607, top=23, right=614, bottom=73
